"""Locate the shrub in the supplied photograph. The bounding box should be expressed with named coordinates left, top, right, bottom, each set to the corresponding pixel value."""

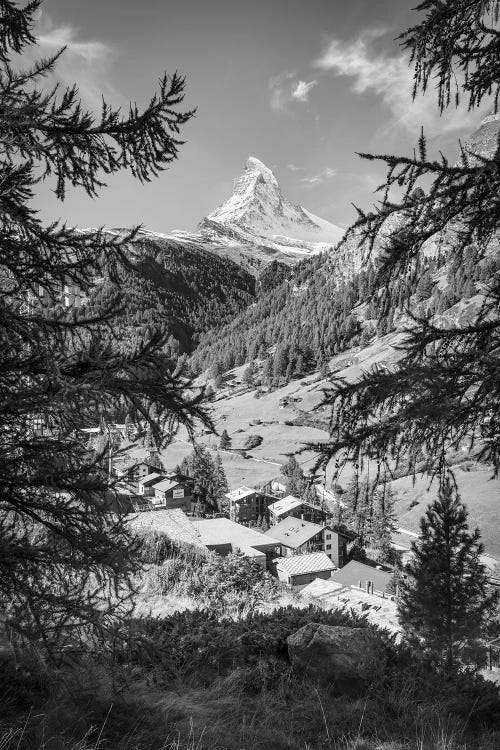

left=127, top=605, right=373, bottom=681
left=243, top=435, right=263, bottom=449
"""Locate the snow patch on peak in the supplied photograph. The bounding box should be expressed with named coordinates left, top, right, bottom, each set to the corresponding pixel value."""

left=245, top=156, right=276, bottom=178
left=204, top=156, right=344, bottom=255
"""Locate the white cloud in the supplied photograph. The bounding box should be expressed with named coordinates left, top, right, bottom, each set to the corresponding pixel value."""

left=315, top=28, right=490, bottom=134
left=300, top=166, right=337, bottom=188
left=269, top=71, right=317, bottom=112
left=19, top=11, right=120, bottom=112
left=292, top=79, right=317, bottom=102
left=287, top=163, right=304, bottom=172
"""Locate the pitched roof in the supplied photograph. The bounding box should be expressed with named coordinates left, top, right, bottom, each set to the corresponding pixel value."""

left=225, top=486, right=256, bottom=502
left=265, top=515, right=324, bottom=548
left=128, top=508, right=206, bottom=549
left=268, top=495, right=303, bottom=516
left=300, top=578, right=347, bottom=598
left=193, top=517, right=281, bottom=551
left=275, top=552, right=335, bottom=577
left=153, top=479, right=180, bottom=493
left=331, top=560, right=393, bottom=593
left=138, top=472, right=164, bottom=487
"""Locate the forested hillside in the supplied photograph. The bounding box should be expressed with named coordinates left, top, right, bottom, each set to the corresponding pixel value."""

left=189, top=239, right=500, bottom=381
left=87, top=235, right=256, bottom=356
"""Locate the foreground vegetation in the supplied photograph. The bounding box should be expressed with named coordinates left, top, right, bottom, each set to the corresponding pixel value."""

left=1, top=534, right=499, bottom=750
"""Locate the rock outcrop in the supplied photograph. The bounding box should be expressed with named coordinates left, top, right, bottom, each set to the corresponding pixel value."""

left=287, top=622, right=386, bottom=691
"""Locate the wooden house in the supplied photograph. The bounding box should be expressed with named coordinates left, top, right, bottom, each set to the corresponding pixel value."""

left=275, top=552, right=335, bottom=587
left=152, top=478, right=192, bottom=512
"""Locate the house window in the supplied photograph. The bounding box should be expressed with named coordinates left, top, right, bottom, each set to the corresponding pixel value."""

left=325, top=533, right=331, bottom=540
left=326, top=544, right=331, bottom=550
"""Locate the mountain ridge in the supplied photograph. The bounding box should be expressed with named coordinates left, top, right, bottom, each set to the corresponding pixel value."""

left=132, top=156, right=345, bottom=273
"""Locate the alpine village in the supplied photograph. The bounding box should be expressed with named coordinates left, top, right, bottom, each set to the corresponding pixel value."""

left=1, top=2, right=500, bottom=749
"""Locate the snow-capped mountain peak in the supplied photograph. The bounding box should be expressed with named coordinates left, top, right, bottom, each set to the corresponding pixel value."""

left=200, top=156, right=344, bottom=256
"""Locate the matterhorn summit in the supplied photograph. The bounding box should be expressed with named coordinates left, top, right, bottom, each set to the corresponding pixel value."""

left=198, top=157, right=344, bottom=259
left=155, top=156, right=344, bottom=270
left=138, top=156, right=345, bottom=272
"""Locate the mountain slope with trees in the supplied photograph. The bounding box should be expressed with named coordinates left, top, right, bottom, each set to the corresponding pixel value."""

left=189, top=206, right=499, bottom=383
left=87, top=233, right=256, bottom=358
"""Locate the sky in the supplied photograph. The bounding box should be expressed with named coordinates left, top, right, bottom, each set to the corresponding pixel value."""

left=31, top=0, right=492, bottom=233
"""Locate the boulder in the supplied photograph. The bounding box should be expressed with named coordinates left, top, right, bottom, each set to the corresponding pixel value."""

left=287, top=622, right=385, bottom=690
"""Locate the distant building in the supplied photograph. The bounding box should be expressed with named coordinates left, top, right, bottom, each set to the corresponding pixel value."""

left=268, top=495, right=325, bottom=525
left=137, top=472, right=165, bottom=497
left=265, top=516, right=325, bottom=556
left=224, top=486, right=273, bottom=524
left=192, top=517, right=281, bottom=569
left=275, top=552, right=336, bottom=587
left=30, top=280, right=84, bottom=311
left=330, top=560, right=393, bottom=596
left=265, top=515, right=352, bottom=567
left=117, top=452, right=164, bottom=482
left=323, top=525, right=353, bottom=568
left=261, top=479, right=287, bottom=497
left=225, top=486, right=259, bottom=523
left=152, top=478, right=192, bottom=512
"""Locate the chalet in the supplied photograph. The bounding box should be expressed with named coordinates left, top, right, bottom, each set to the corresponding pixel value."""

left=323, top=525, right=354, bottom=568
left=268, top=495, right=325, bottom=525
left=137, top=472, right=165, bottom=497
left=117, top=453, right=165, bottom=482
left=275, top=552, right=336, bottom=588
left=225, top=486, right=258, bottom=523
left=192, top=517, right=281, bottom=569
left=264, top=515, right=353, bottom=567
left=265, top=517, right=324, bottom=556
left=224, top=486, right=272, bottom=524
left=152, top=478, right=192, bottom=512
left=330, top=560, right=393, bottom=596
left=258, top=479, right=287, bottom=498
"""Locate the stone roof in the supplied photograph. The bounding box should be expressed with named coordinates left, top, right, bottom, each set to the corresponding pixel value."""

left=265, top=515, right=324, bottom=549
left=153, top=478, right=180, bottom=493
left=275, top=551, right=335, bottom=577
left=138, top=472, right=164, bottom=487
left=268, top=495, right=303, bottom=517
left=193, top=517, right=280, bottom=551
left=128, top=508, right=206, bottom=549
left=225, top=486, right=257, bottom=502
left=331, top=560, right=393, bottom=594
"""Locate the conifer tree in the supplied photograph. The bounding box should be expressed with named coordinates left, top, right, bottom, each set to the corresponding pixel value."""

left=219, top=429, right=232, bottom=450
left=214, top=453, right=229, bottom=503
left=320, top=360, right=329, bottom=380
left=369, top=486, right=398, bottom=564
left=262, top=356, right=273, bottom=388
left=0, top=1, right=208, bottom=649
left=301, top=482, right=318, bottom=507
left=316, top=0, right=500, bottom=482
left=181, top=447, right=228, bottom=512
left=243, top=360, right=256, bottom=386
left=398, top=477, right=498, bottom=672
